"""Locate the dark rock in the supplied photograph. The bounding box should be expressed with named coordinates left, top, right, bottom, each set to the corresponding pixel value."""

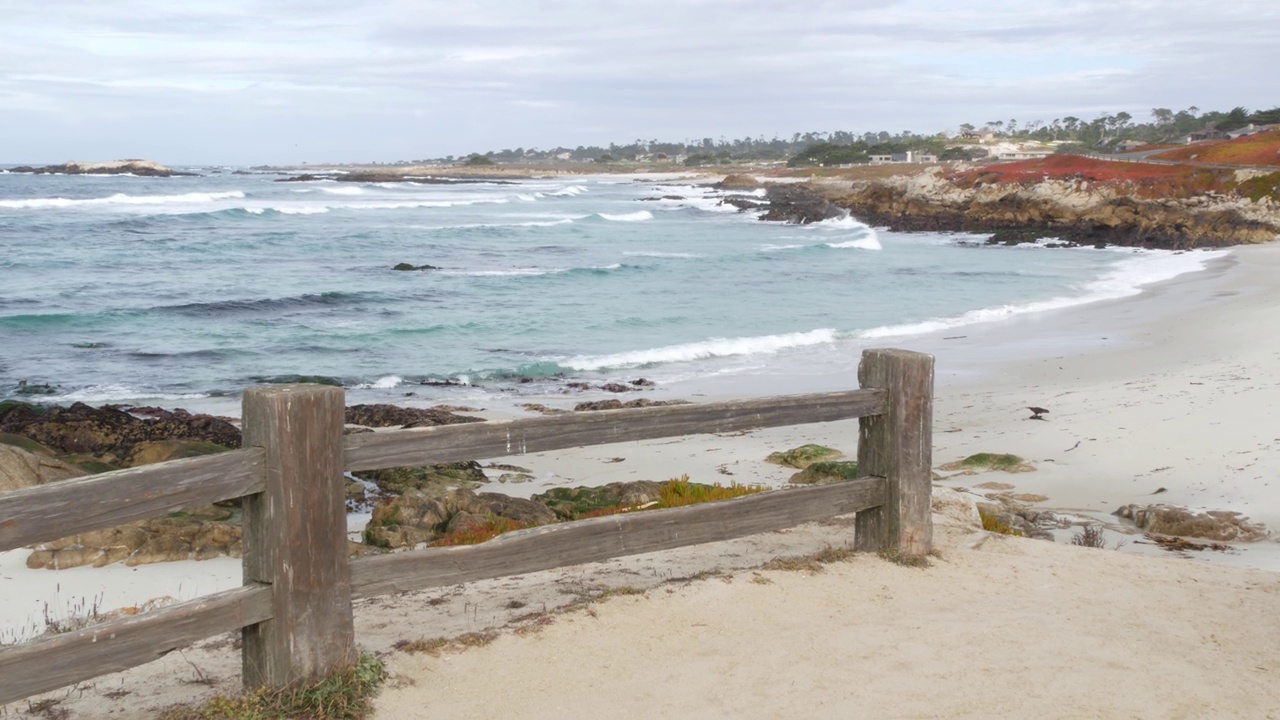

left=0, top=401, right=241, bottom=465
left=573, top=398, right=690, bottom=412
left=392, top=262, right=441, bottom=271
left=8, top=160, right=192, bottom=177
left=599, top=383, right=632, bottom=393
left=629, top=378, right=655, bottom=387
left=344, top=403, right=484, bottom=428
left=759, top=183, right=845, bottom=224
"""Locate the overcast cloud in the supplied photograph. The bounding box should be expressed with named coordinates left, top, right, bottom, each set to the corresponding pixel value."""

left=2, top=0, right=1277, bottom=165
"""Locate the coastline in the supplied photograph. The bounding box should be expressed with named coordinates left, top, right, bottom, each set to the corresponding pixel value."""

left=3, top=240, right=1278, bottom=716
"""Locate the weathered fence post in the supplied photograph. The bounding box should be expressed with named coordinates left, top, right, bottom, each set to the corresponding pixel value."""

left=854, top=348, right=934, bottom=558
left=240, top=384, right=356, bottom=687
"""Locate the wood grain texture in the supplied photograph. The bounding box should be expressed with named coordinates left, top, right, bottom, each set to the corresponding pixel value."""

left=854, top=349, right=934, bottom=557
left=349, top=477, right=885, bottom=599
left=344, top=389, right=886, bottom=471
left=0, top=585, right=272, bottom=706
left=240, top=385, right=356, bottom=688
left=0, top=448, right=265, bottom=553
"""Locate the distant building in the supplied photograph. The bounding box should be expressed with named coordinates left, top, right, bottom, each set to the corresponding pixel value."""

left=994, top=149, right=1054, bottom=160
left=869, top=150, right=938, bottom=165
left=1115, top=141, right=1148, bottom=152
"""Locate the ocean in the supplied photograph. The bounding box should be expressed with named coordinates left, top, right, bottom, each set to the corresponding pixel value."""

left=0, top=167, right=1227, bottom=416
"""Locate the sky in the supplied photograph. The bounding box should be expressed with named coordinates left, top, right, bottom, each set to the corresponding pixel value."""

left=3, top=0, right=1278, bottom=166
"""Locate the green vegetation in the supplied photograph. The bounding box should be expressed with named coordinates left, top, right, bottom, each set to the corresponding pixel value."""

left=764, top=444, right=844, bottom=469
left=158, top=654, right=385, bottom=720
left=437, top=104, right=1280, bottom=169
left=788, top=460, right=859, bottom=485
left=429, top=516, right=528, bottom=546
left=940, top=453, right=1034, bottom=473
left=978, top=507, right=1022, bottom=536
left=656, top=475, right=765, bottom=508
left=462, top=155, right=495, bottom=166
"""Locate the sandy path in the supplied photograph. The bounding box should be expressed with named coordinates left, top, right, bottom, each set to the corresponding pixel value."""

left=372, top=528, right=1280, bottom=719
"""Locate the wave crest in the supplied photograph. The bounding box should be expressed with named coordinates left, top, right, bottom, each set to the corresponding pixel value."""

left=563, top=328, right=838, bottom=371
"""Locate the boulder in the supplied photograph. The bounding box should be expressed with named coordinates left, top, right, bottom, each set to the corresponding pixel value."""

left=533, top=481, right=664, bottom=520
left=716, top=173, right=762, bottom=190
left=26, top=512, right=242, bottom=569
left=124, top=439, right=232, bottom=467
left=765, top=444, right=844, bottom=469
left=353, top=460, right=489, bottom=495
left=1113, top=504, right=1270, bottom=542
left=0, top=443, right=86, bottom=492
left=788, top=460, right=858, bottom=485
left=931, top=486, right=983, bottom=530
left=363, top=488, right=556, bottom=549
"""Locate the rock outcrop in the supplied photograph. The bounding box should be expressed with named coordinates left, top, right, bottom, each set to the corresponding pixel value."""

left=8, top=160, right=190, bottom=177
left=827, top=168, right=1280, bottom=248
left=1114, top=504, right=1270, bottom=542
left=363, top=488, right=556, bottom=549
left=0, top=443, right=86, bottom=492
left=344, top=403, right=484, bottom=428
left=0, top=402, right=239, bottom=467
left=26, top=507, right=242, bottom=569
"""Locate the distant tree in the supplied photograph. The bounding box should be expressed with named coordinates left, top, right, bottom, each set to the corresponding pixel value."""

left=1219, top=106, right=1251, bottom=131
left=463, top=155, right=495, bottom=166
left=1151, top=108, right=1174, bottom=126
left=597, top=154, right=616, bottom=163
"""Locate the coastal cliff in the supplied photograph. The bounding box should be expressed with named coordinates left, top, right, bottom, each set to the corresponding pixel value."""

left=765, top=156, right=1280, bottom=248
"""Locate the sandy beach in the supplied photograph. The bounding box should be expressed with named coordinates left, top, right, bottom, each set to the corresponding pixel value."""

left=4, top=243, right=1280, bottom=717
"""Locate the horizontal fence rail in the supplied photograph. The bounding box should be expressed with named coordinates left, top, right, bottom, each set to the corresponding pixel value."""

left=0, top=448, right=266, bottom=553
left=343, top=389, right=887, bottom=471
left=0, top=585, right=273, bottom=706
left=351, top=477, right=887, bottom=599
left=0, top=348, right=934, bottom=709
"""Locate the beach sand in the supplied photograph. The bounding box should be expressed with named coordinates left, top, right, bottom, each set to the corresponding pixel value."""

left=4, top=244, right=1280, bottom=717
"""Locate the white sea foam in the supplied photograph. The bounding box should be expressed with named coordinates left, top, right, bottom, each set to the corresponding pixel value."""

left=317, top=186, right=365, bottom=195
left=355, top=375, right=403, bottom=389
left=549, top=185, right=588, bottom=197
left=442, top=263, right=622, bottom=277
left=562, top=328, right=839, bottom=371
left=827, top=236, right=882, bottom=250
left=0, top=191, right=246, bottom=210
left=759, top=244, right=807, bottom=252
left=42, top=385, right=211, bottom=403
left=860, top=249, right=1230, bottom=339
left=598, top=210, right=653, bottom=222
left=621, top=251, right=703, bottom=259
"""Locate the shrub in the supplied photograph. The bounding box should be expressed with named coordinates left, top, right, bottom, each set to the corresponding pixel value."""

left=158, top=654, right=385, bottom=720
left=1070, top=525, right=1107, bottom=549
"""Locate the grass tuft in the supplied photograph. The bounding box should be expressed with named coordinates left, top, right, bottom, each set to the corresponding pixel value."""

left=157, top=653, right=384, bottom=720
left=657, top=475, right=766, bottom=507
left=978, top=507, right=1023, bottom=536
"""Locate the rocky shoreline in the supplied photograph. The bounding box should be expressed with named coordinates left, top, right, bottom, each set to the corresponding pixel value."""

left=7, top=160, right=191, bottom=177
left=747, top=163, right=1280, bottom=248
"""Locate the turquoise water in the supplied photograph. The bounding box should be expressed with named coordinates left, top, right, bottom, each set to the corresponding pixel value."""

left=0, top=169, right=1223, bottom=412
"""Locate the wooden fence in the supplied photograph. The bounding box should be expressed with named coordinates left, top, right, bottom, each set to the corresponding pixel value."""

left=0, top=348, right=933, bottom=705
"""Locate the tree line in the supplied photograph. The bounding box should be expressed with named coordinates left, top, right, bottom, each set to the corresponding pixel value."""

left=439, top=104, right=1278, bottom=167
